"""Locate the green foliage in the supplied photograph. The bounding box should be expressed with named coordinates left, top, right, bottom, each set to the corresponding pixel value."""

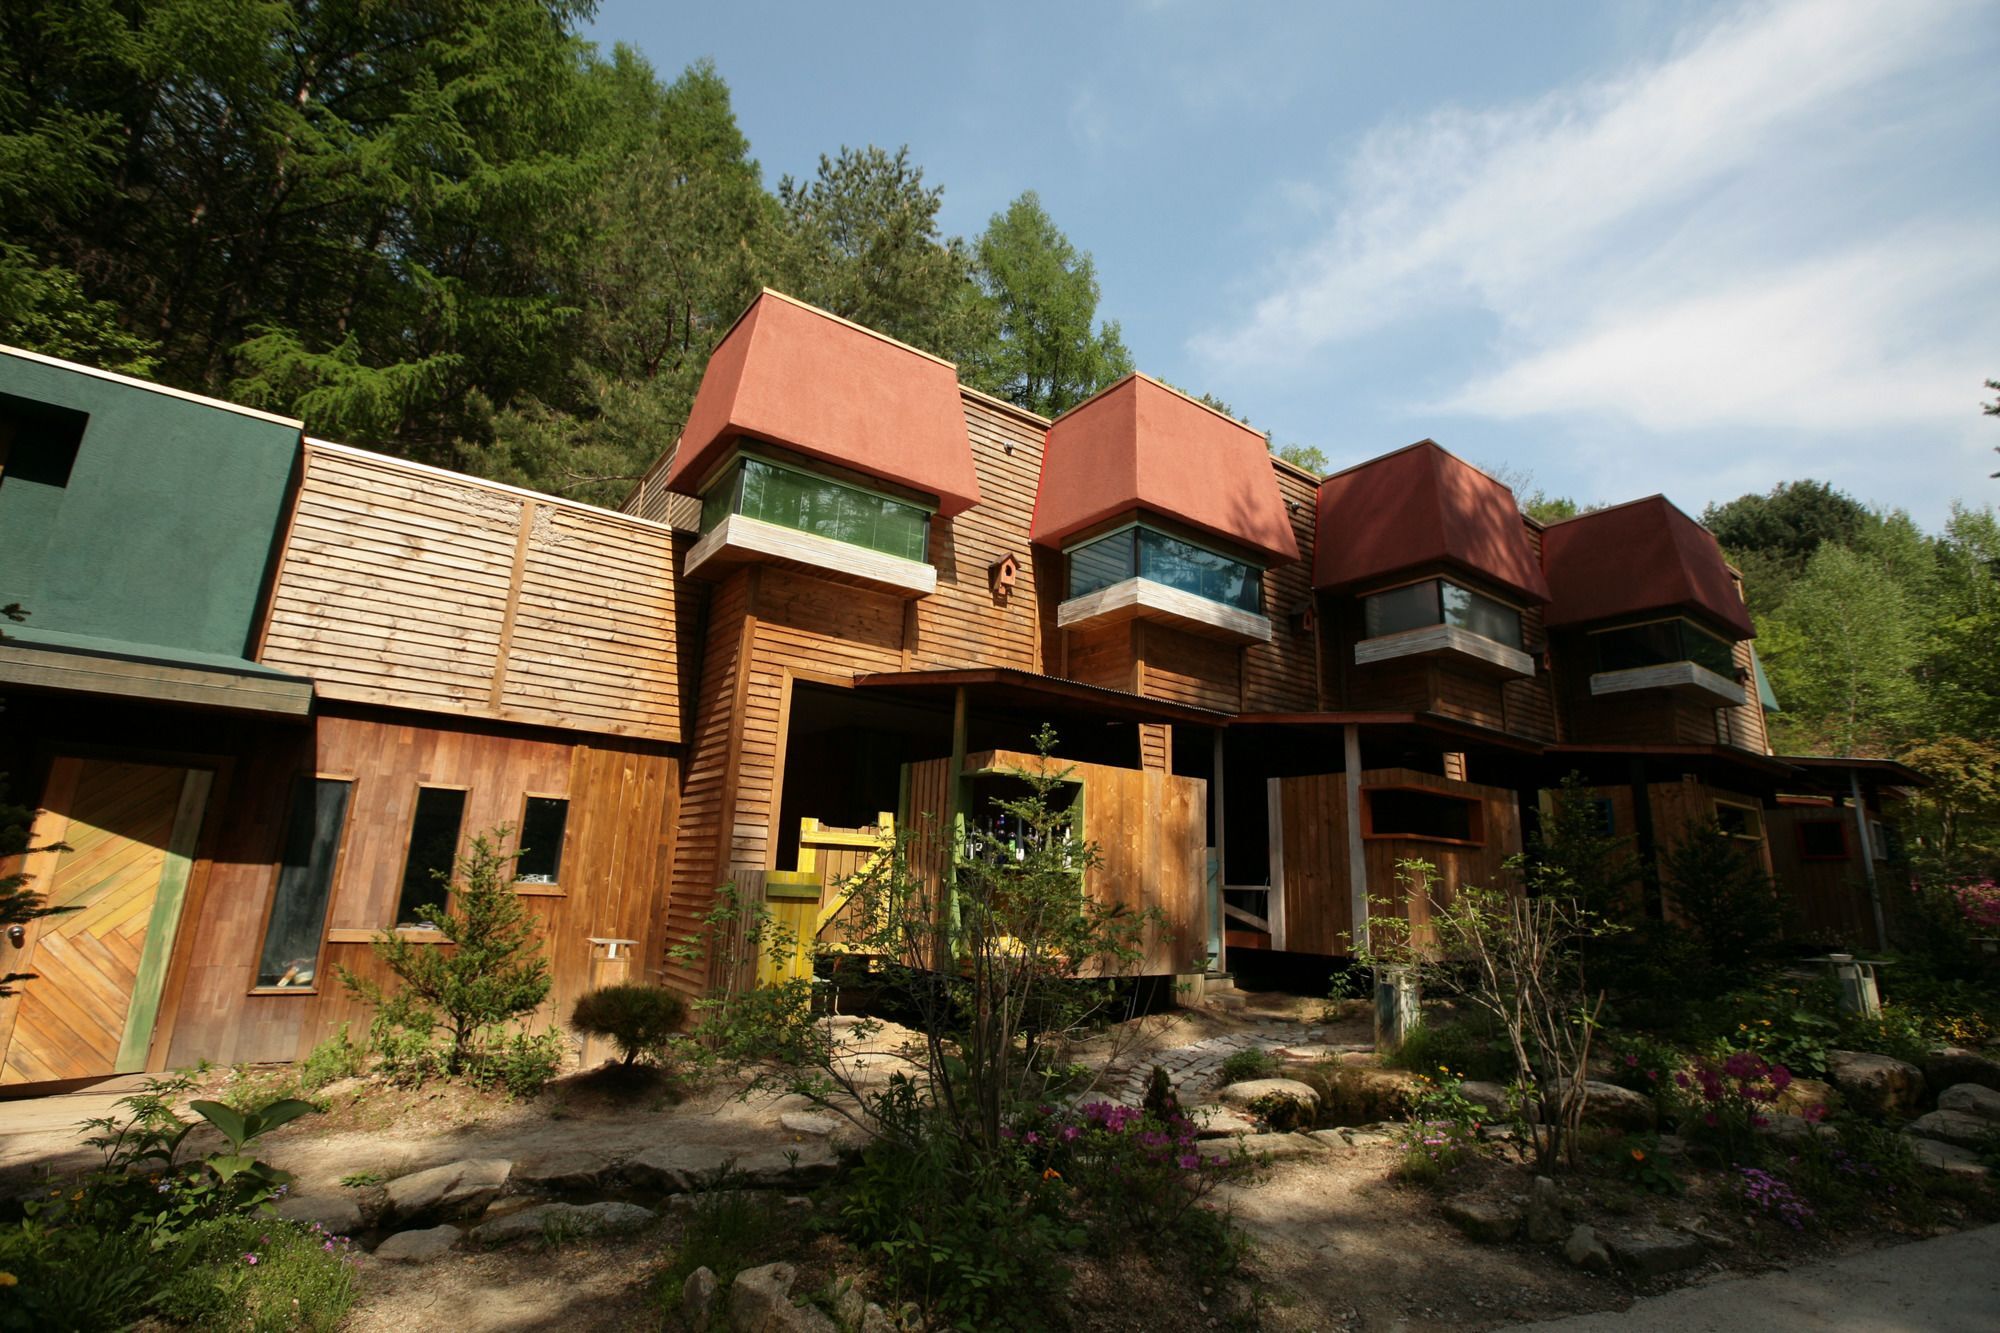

left=471, top=1027, right=567, bottom=1098
left=1592, top=1133, right=1684, bottom=1196
left=1679, top=976, right=1840, bottom=1077
left=1658, top=821, right=1787, bottom=976
left=1386, top=1016, right=1512, bottom=1082
left=654, top=1178, right=799, bottom=1304
left=1392, top=1073, right=1485, bottom=1187
left=569, top=983, right=687, bottom=1066
left=1704, top=479, right=1872, bottom=609
left=1273, top=442, right=1331, bottom=475
left=961, top=191, right=1132, bottom=417
left=1761, top=541, right=1925, bottom=753
left=1214, top=1048, right=1280, bottom=1087
left=223, top=1026, right=363, bottom=1113
left=0, top=1220, right=167, bottom=1332
left=341, top=828, right=553, bottom=1078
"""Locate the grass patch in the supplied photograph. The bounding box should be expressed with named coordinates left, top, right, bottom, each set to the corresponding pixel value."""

left=1214, top=1048, right=1280, bottom=1087
left=1384, top=1017, right=1511, bottom=1082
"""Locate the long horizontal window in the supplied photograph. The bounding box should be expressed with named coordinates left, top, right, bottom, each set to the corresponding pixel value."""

left=1361, top=578, right=1523, bottom=649
left=701, top=454, right=931, bottom=562
left=1593, top=618, right=1735, bottom=677
left=1066, top=524, right=1262, bottom=613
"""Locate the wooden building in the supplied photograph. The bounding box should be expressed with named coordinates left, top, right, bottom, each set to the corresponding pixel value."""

left=0, top=294, right=1919, bottom=1087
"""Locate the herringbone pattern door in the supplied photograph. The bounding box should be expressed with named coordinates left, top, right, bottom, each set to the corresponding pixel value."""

left=0, top=758, right=210, bottom=1085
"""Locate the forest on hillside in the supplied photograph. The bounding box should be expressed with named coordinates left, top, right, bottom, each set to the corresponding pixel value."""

left=4, top=2, right=1996, bottom=868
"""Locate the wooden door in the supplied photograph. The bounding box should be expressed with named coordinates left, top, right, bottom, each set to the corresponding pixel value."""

left=0, top=758, right=211, bottom=1085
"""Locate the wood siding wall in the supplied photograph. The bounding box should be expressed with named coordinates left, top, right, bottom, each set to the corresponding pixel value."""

left=1276, top=767, right=1522, bottom=958
left=1766, top=804, right=1875, bottom=946
left=260, top=442, right=681, bottom=743
left=166, top=706, right=677, bottom=1066
left=1244, top=465, right=1321, bottom=712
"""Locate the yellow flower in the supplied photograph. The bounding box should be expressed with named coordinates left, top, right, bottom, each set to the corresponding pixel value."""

left=1760, top=1019, right=1772, bottom=1027
left=0, top=1272, right=16, bottom=1287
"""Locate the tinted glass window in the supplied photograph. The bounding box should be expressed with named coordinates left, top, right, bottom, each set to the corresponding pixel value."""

left=1363, top=581, right=1440, bottom=637
left=1595, top=619, right=1738, bottom=675
left=515, top=796, right=569, bottom=884
left=395, top=787, right=467, bottom=926
left=1068, top=528, right=1137, bottom=598
left=256, top=778, right=351, bottom=988
left=1441, top=582, right=1523, bottom=648
left=1714, top=802, right=1762, bottom=840
left=1137, top=528, right=1261, bottom=612
left=725, top=456, right=930, bottom=561
left=1683, top=623, right=1736, bottom=675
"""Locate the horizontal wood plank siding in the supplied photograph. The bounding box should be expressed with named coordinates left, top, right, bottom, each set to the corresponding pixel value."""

left=1244, top=466, right=1320, bottom=712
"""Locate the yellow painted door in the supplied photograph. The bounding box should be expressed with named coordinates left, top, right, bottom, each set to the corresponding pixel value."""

left=0, top=758, right=211, bottom=1085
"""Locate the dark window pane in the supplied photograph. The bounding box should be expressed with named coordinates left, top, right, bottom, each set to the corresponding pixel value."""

left=1594, top=620, right=1684, bottom=671
left=1136, top=528, right=1262, bottom=612
left=1441, top=582, right=1523, bottom=648
left=516, top=797, right=569, bottom=884
left=1798, top=821, right=1846, bottom=859
left=1593, top=798, right=1616, bottom=836
left=1366, top=788, right=1479, bottom=842
left=730, top=456, right=930, bottom=560
left=1714, top=803, right=1762, bottom=839
left=1683, top=623, right=1736, bottom=675
left=395, top=788, right=467, bottom=926
left=256, top=778, right=351, bottom=988
left=1364, top=581, right=1440, bottom=637
left=1068, top=529, right=1137, bottom=597
left=698, top=460, right=741, bottom=532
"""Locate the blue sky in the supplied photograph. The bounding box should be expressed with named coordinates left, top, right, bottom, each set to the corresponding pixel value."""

left=587, top=0, right=2000, bottom=528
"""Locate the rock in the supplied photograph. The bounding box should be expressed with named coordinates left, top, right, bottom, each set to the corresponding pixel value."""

left=1906, top=1108, right=1991, bottom=1149
left=1938, top=1082, right=2000, bottom=1122
left=627, top=1141, right=839, bottom=1194
left=683, top=1267, right=719, bottom=1328
left=274, top=1192, right=363, bottom=1234
left=859, top=1303, right=896, bottom=1333
left=1907, top=1137, right=1991, bottom=1179
left=1525, top=1176, right=1566, bottom=1244
left=1606, top=1229, right=1705, bottom=1279
left=779, top=1112, right=844, bottom=1137
left=1654, top=1134, right=1689, bottom=1159
left=829, top=1280, right=866, bottom=1330
left=1925, top=1047, right=2000, bottom=1094
left=383, top=1159, right=512, bottom=1224
left=1826, top=1049, right=1925, bottom=1118
left=1276, top=1044, right=1344, bottom=1062
left=1458, top=1080, right=1510, bottom=1117
left=1441, top=1197, right=1521, bottom=1244
left=1564, top=1224, right=1613, bottom=1274
left=469, top=1200, right=656, bottom=1246
left=1759, top=1114, right=1840, bottom=1144
left=514, top=1151, right=615, bottom=1192
left=1198, top=1131, right=1325, bottom=1163
left=729, top=1261, right=838, bottom=1333
left=1216, top=1077, right=1321, bottom=1129
left=1190, top=1104, right=1260, bottom=1138
left=1580, top=1081, right=1657, bottom=1132
left=373, top=1224, right=462, bottom=1263
left=1774, top=1076, right=1839, bottom=1119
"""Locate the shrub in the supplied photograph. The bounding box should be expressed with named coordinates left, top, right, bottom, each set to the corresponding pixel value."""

left=1388, top=1016, right=1511, bottom=1082
left=1390, top=1073, right=1485, bottom=1187
left=1214, top=1048, right=1279, bottom=1087
left=1660, top=821, right=1787, bottom=975
left=1672, top=1050, right=1792, bottom=1165
left=341, top=829, right=552, bottom=1077
left=471, top=1027, right=567, bottom=1098
left=569, top=984, right=686, bottom=1066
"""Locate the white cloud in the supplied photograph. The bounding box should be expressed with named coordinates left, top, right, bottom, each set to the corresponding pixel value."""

left=1191, top=0, right=1995, bottom=470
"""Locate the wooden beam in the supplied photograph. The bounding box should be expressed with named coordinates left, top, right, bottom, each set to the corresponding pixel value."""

left=489, top=498, right=538, bottom=708
left=1265, top=775, right=1287, bottom=951
left=0, top=644, right=313, bottom=715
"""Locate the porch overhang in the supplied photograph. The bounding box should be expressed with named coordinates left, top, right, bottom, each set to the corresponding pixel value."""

left=852, top=668, right=1230, bottom=728
left=0, top=629, right=314, bottom=717
left=1228, top=710, right=1546, bottom=756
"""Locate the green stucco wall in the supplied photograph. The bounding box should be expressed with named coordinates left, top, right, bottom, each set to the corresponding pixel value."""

left=0, top=352, right=301, bottom=659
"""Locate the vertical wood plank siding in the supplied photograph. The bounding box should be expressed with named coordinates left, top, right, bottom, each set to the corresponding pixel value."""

left=260, top=443, right=680, bottom=742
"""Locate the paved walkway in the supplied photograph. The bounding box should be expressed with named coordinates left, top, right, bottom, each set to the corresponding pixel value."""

left=1508, top=1224, right=2000, bottom=1331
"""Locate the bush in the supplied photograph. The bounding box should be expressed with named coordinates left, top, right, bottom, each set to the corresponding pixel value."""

left=1214, top=1048, right=1279, bottom=1087
left=1660, top=821, right=1787, bottom=975
left=1387, top=1016, right=1511, bottom=1082
left=570, top=984, right=686, bottom=1066
left=470, top=1027, right=567, bottom=1098
left=341, top=829, right=551, bottom=1078
left=1390, top=1073, right=1485, bottom=1187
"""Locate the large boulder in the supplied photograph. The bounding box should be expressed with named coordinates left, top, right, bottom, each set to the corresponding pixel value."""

left=683, top=1267, right=720, bottom=1329
left=729, top=1262, right=838, bottom=1333
left=1564, top=1224, right=1613, bottom=1274
left=1904, top=1109, right=1991, bottom=1150
left=627, top=1141, right=839, bottom=1194
left=274, top=1192, right=362, bottom=1235
left=1526, top=1176, right=1567, bottom=1245
left=373, top=1224, right=463, bottom=1263
left=513, top=1151, right=617, bottom=1193
left=1458, top=1081, right=1510, bottom=1118
left=1441, top=1197, right=1521, bottom=1244
left=468, top=1200, right=656, bottom=1246
left=1606, top=1229, right=1705, bottom=1280
left=1938, top=1082, right=2000, bottom=1122
left=1580, top=1081, right=1657, bottom=1132
left=1925, top=1047, right=2000, bottom=1094
left=1906, top=1137, right=1992, bottom=1180
left=1825, top=1050, right=1924, bottom=1119
left=383, top=1159, right=512, bottom=1225
left=1216, top=1078, right=1321, bottom=1130
left=1774, top=1076, right=1839, bottom=1119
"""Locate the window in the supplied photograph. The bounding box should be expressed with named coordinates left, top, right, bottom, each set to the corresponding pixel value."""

left=1364, top=787, right=1483, bottom=844
left=0, top=394, right=86, bottom=493
left=1361, top=578, right=1523, bottom=649
left=514, top=795, right=569, bottom=887
left=1714, top=800, right=1764, bottom=841
left=700, top=454, right=932, bottom=562
left=1065, top=523, right=1263, bottom=613
left=1593, top=618, right=1736, bottom=677
left=1592, top=798, right=1617, bottom=837
left=255, top=778, right=352, bottom=989
left=394, top=787, right=468, bottom=926
left=1797, top=820, right=1847, bottom=860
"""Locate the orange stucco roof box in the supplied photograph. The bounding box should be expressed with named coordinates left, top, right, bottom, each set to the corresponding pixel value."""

left=1312, top=440, right=1550, bottom=603
left=663, top=291, right=981, bottom=516
left=1542, top=495, right=1755, bottom=640
left=1030, top=375, right=1300, bottom=564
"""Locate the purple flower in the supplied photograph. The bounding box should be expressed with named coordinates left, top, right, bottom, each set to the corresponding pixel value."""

left=1625, top=1054, right=1638, bottom=1067
left=242, top=1253, right=259, bottom=1266
left=1177, top=1154, right=1199, bottom=1170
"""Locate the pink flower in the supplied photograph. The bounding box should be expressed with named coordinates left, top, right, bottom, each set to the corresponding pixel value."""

left=1177, top=1154, right=1199, bottom=1170
left=1024, top=1131, right=1040, bottom=1145
left=242, top=1253, right=259, bottom=1266
left=1625, top=1054, right=1639, bottom=1067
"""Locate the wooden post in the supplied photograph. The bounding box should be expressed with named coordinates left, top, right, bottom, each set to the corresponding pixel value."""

left=1849, top=769, right=1886, bottom=949
left=1265, top=776, right=1287, bottom=951
left=1211, top=728, right=1227, bottom=972
left=581, top=937, right=638, bottom=1068
left=1343, top=723, right=1368, bottom=953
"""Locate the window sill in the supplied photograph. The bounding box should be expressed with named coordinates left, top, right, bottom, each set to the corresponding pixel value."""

left=1590, top=661, right=1746, bottom=706
left=1056, top=577, right=1271, bottom=644
left=684, top=513, right=936, bottom=597
left=248, top=985, right=319, bottom=997
left=326, top=926, right=450, bottom=944
left=1353, top=624, right=1534, bottom=677
left=1361, top=833, right=1487, bottom=849
left=513, top=882, right=565, bottom=897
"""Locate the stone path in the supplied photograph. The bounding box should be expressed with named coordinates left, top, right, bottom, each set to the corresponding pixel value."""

left=1100, top=1016, right=1328, bottom=1105
left=1505, top=1224, right=2000, bottom=1331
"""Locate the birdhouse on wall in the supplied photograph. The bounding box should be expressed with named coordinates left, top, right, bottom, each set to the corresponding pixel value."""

left=988, top=552, right=1019, bottom=603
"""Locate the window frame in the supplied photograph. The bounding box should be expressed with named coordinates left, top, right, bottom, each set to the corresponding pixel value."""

left=1712, top=797, right=1765, bottom=843
left=1063, top=520, right=1266, bottom=614
left=391, top=783, right=471, bottom=929
left=1361, top=784, right=1487, bottom=848
left=247, top=771, right=355, bottom=996
left=1358, top=575, right=1525, bottom=650
left=511, top=791, right=571, bottom=896
left=696, top=448, right=937, bottom=564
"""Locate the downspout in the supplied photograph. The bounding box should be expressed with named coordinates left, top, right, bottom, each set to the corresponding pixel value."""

left=1850, top=768, right=1886, bottom=950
